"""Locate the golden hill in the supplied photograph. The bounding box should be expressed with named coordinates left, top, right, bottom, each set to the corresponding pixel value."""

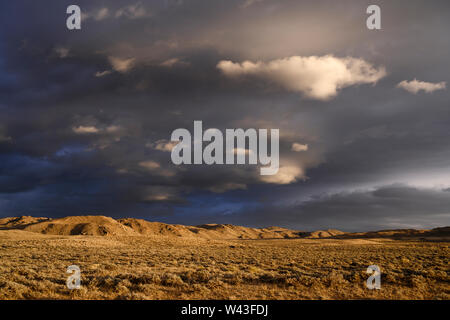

left=0, top=215, right=307, bottom=239
left=0, top=215, right=448, bottom=240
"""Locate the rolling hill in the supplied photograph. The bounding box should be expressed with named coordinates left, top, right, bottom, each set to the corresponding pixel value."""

left=0, top=215, right=448, bottom=240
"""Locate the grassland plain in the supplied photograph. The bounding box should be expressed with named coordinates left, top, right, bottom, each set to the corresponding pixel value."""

left=0, top=230, right=448, bottom=300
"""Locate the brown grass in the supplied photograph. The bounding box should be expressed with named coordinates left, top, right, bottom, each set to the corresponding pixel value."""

left=0, top=230, right=448, bottom=300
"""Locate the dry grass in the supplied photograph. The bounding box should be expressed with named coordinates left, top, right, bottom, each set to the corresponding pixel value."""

left=0, top=230, right=448, bottom=300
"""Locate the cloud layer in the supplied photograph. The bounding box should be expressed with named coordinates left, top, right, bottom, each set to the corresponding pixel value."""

left=0, top=0, right=449, bottom=231
left=225, top=185, right=450, bottom=231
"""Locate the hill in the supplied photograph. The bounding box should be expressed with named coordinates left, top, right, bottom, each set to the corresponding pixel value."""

left=0, top=216, right=308, bottom=239
left=0, top=215, right=448, bottom=240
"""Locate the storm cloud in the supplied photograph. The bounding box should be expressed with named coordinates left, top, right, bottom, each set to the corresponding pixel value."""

left=221, top=184, right=450, bottom=231
left=0, top=0, right=449, bottom=230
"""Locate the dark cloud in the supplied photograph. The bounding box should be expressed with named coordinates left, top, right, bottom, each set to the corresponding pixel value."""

left=208, top=184, right=450, bottom=231
left=0, top=0, right=449, bottom=230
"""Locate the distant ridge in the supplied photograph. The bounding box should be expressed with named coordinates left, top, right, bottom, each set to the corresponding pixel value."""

left=0, top=216, right=305, bottom=239
left=0, top=216, right=448, bottom=240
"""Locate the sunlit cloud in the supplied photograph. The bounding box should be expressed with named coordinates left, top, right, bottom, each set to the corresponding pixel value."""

left=108, top=56, right=135, bottom=73
left=73, top=126, right=100, bottom=134
left=397, top=79, right=446, bottom=94
left=291, top=143, right=308, bottom=152
left=260, top=165, right=304, bottom=184
left=218, top=55, right=386, bottom=100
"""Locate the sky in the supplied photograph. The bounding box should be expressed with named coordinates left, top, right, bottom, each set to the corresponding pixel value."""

left=0, top=0, right=450, bottom=231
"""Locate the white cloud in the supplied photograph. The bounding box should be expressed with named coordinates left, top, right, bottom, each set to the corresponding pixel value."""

left=82, top=7, right=110, bottom=21
left=139, top=160, right=161, bottom=170
left=139, top=160, right=176, bottom=177
left=73, top=125, right=123, bottom=136
left=73, top=126, right=100, bottom=134
left=83, top=4, right=149, bottom=22
left=95, top=70, right=112, bottom=77
left=148, top=139, right=178, bottom=152
left=95, top=8, right=110, bottom=20
left=108, top=56, right=135, bottom=73
left=159, top=58, right=190, bottom=68
left=397, top=79, right=446, bottom=94
left=217, top=55, right=386, bottom=100
left=291, top=143, right=308, bottom=152
left=260, top=165, right=304, bottom=184
left=116, top=3, right=149, bottom=19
